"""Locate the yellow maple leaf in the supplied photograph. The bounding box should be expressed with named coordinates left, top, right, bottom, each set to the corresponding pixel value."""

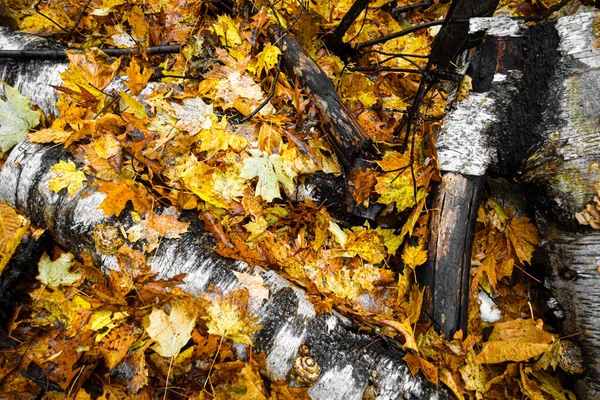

left=249, top=43, right=282, bottom=77
left=197, top=117, right=247, bottom=155
left=49, top=160, right=88, bottom=197
left=37, top=252, right=82, bottom=288
left=180, top=161, right=229, bottom=209
left=506, top=216, right=540, bottom=265
left=401, top=241, right=428, bottom=269
left=94, top=179, right=152, bottom=217
left=145, top=300, right=198, bottom=358
left=375, top=174, right=423, bottom=212
left=202, top=289, right=261, bottom=345
left=346, top=228, right=386, bottom=264
left=244, top=216, right=268, bottom=242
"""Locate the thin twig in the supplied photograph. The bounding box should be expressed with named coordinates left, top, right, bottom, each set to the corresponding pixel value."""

left=355, top=20, right=444, bottom=51
left=0, top=45, right=181, bottom=60
left=388, top=1, right=432, bottom=17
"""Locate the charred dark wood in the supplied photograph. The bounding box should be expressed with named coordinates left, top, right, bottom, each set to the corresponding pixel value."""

left=422, top=173, right=485, bottom=337
left=0, top=45, right=181, bottom=59
left=274, top=30, right=374, bottom=171
left=437, top=10, right=600, bottom=398
left=322, top=0, right=370, bottom=55
left=429, top=0, right=499, bottom=70
left=0, top=231, right=52, bottom=325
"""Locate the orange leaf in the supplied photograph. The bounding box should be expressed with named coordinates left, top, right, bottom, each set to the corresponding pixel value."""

left=93, top=179, right=152, bottom=217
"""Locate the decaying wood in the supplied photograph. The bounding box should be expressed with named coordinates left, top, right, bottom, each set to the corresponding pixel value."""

left=0, top=139, right=451, bottom=400
left=422, top=173, right=485, bottom=337
left=422, top=16, right=527, bottom=338
left=275, top=30, right=373, bottom=171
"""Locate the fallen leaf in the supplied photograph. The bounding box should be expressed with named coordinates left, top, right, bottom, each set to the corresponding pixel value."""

left=402, top=241, right=428, bottom=269
left=202, top=289, right=261, bottom=345
left=0, top=81, right=41, bottom=152
left=0, top=203, right=30, bottom=274
left=144, top=300, right=198, bottom=358
left=37, top=252, right=82, bottom=288
left=240, top=149, right=295, bottom=202
left=171, top=97, right=214, bottom=134
left=49, top=160, right=88, bottom=197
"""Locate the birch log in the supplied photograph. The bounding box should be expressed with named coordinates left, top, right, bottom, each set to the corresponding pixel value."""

left=524, top=11, right=600, bottom=400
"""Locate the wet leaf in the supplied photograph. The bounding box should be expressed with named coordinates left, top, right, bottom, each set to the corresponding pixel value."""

left=37, top=252, right=82, bottom=288
left=49, top=160, right=88, bottom=197
left=0, top=81, right=41, bottom=152
left=240, top=149, right=295, bottom=202
left=144, top=300, right=198, bottom=358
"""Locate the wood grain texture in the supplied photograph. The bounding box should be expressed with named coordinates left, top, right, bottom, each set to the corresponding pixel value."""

left=423, top=173, right=485, bottom=337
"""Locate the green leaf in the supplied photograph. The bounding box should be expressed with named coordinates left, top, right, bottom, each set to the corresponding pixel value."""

left=0, top=81, right=41, bottom=152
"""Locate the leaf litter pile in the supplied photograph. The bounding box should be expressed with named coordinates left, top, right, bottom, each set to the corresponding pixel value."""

left=0, top=0, right=586, bottom=398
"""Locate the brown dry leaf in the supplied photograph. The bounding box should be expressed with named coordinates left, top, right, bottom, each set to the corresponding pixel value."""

left=125, top=58, right=153, bottom=95
left=480, top=254, right=498, bottom=290
left=529, top=368, right=576, bottom=400
left=475, top=319, right=555, bottom=364
left=0, top=202, right=30, bottom=274
left=98, top=322, right=140, bottom=369
left=29, top=127, right=73, bottom=144
left=506, top=216, right=540, bottom=265
left=212, top=361, right=268, bottom=400
left=65, top=48, right=121, bottom=91
left=488, top=318, right=555, bottom=343
left=348, top=167, right=378, bottom=205
left=439, top=368, right=465, bottom=400
left=380, top=319, right=418, bottom=351
left=268, top=381, right=312, bottom=399
left=126, top=208, right=190, bottom=252
left=476, top=341, right=552, bottom=364
left=459, top=349, right=487, bottom=399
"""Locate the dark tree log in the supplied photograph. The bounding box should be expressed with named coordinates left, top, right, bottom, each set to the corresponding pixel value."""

left=0, top=139, right=451, bottom=399
left=275, top=30, right=373, bottom=171
left=322, top=0, right=370, bottom=53
left=422, top=173, right=485, bottom=337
